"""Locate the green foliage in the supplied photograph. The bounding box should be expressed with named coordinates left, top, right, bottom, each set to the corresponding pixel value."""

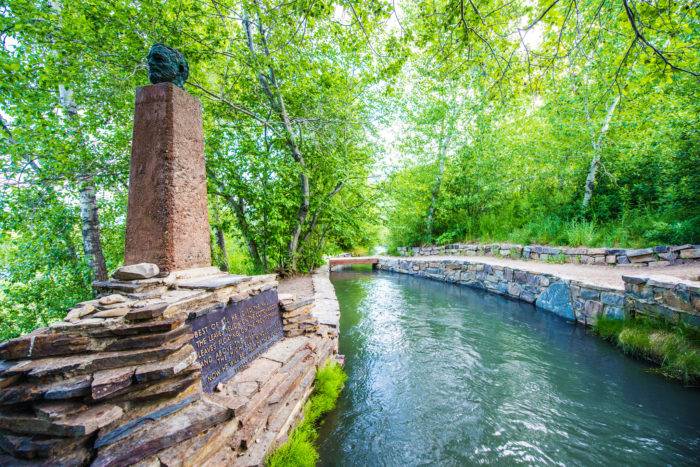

left=2, top=0, right=699, bottom=342
left=1, top=0, right=392, bottom=339
left=266, top=361, right=347, bottom=467
left=383, top=0, right=700, bottom=250
left=594, top=315, right=700, bottom=384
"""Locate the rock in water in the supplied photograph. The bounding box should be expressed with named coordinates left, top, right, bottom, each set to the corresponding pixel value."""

left=114, top=263, right=160, bottom=280
left=147, top=44, right=188, bottom=88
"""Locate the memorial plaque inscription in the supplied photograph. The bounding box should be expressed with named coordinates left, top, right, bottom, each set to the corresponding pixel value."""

left=189, top=288, right=283, bottom=392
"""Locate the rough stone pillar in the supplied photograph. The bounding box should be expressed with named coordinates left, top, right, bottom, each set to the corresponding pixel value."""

left=125, top=82, right=211, bottom=272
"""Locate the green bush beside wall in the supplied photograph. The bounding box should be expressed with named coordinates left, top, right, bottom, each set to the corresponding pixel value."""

left=266, top=361, right=347, bottom=467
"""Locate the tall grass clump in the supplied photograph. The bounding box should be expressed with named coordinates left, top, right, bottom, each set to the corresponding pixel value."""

left=564, top=220, right=597, bottom=246
left=266, top=361, right=347, bottom=467
left=594, top=315, right=700, bottom=384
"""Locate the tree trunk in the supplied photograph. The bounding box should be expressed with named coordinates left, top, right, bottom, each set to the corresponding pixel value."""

left=243, top=9, right=311, bottom=272
left=426, top=133, right=451, bottom=241
left=210, top=204, right=230, bottom=272
left=287, top=173, right=309, bottom=270
left=59, top=84, right=108, bottom=281
left=78, top=173, right=108, bottom=280
left=582, top=94, right=619, bottom=209
left=226, top=195, right=263, bottom=269
left=214, top=225, right=229, bottom=272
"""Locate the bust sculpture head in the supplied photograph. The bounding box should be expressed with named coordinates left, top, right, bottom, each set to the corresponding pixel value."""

left=147, top=44, right=189, bottom=88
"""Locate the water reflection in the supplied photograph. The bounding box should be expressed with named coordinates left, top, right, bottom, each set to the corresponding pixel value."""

left=317, top=269, right=700, bottom=466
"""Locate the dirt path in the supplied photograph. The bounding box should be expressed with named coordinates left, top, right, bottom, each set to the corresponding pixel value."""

left=382, top=255, right=700, bottom=290
left=277, top=274, right=315, bottom=298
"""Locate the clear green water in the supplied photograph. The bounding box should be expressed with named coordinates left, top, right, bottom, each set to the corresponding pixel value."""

left=317, top=268, right=700, bottom=466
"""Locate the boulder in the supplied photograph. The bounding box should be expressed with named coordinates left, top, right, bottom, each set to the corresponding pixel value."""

left=535, top=282, right=575, bottom=320
left=113, top=263, right=160, bottom=281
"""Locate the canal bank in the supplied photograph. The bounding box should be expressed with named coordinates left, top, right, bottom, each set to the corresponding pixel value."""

left=376, top=256, right=700, bottom=327
left=318, top=269, right=700, bottom=466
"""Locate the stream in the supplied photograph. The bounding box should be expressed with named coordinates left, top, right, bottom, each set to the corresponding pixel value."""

left=317, top=268, right=700, bottom=466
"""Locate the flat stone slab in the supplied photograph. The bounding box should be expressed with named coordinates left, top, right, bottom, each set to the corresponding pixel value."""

left=280, top=297, right=313, bottom=312
left=313, top=266, right=341, bottom=327
left=176, top=274, right=251, bottom=290
left=0, top=403, right=123, bottom=437
left=114, top=263, right=160, bottom=281
left=261, top=337, right=309, bottom=365
left=535, top=282, right=575, bottom=320
left=91, top=399, right=231, bottom=466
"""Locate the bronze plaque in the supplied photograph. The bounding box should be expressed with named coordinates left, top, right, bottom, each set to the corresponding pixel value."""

left=189, top=289, right=282, bottom=392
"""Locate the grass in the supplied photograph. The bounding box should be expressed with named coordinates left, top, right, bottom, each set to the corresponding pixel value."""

left=469, top=209, right=696, bottom=249
left=594, top=315, right=700, bottom=384
left=266, top=361, right=347, bottom=467
left=564, top=220, right=597, bottom=246
left=544, top=253, right=568, bottom=264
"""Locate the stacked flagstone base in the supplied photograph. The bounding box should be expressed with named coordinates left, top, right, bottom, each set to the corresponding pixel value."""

left=278, top=294, right=319, bottom=338
left=0, top=267, right=339, bottom=466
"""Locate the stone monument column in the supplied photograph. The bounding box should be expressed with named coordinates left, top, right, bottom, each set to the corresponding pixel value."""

left=124, top=81, right=211, bottom=272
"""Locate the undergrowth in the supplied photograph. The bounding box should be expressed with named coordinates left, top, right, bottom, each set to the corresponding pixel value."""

left=266, top=361, right=347, bottom=467
left=594, top=315, right=700, bottom=384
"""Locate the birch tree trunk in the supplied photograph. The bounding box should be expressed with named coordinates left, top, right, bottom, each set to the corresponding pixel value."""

left=52, top=2, right=107, bottom=280
left=582, top=94, right=620, bottom=209
left=426, top=132, right=451, bottom=241
left=59, top=84, right=108, bottom=281
left=77, top=173, right=108, bottom=280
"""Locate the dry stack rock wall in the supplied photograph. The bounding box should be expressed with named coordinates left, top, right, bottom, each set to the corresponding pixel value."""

left=0, top=266, right=340, bottom=466
left=397, top=243, right=700, bottom=267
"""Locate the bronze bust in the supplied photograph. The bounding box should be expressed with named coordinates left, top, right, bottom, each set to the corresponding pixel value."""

left=147, top=44, right=189, bottom=88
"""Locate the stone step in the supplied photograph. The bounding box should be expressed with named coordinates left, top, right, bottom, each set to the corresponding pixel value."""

left=0, top=374, right=92, bottom=405
left=0, top=431, right=91, bottom=460
left=91, top=400, right=233, bottom=467
left=0, top=403, right=123, bottom=437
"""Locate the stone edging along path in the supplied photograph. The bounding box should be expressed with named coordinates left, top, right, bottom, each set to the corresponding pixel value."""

left=376, top=256, right=700, bottom=328
left=397, top=243, right=700, bottom=267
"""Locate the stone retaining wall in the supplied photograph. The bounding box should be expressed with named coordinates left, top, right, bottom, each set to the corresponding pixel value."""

left=0, top=267, right=340, bottom=466
left=624, top=276, right=700, bottom=327
left=397, top=243, right=700, bottom=267
left=377, top=258, right=699, bottom=327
